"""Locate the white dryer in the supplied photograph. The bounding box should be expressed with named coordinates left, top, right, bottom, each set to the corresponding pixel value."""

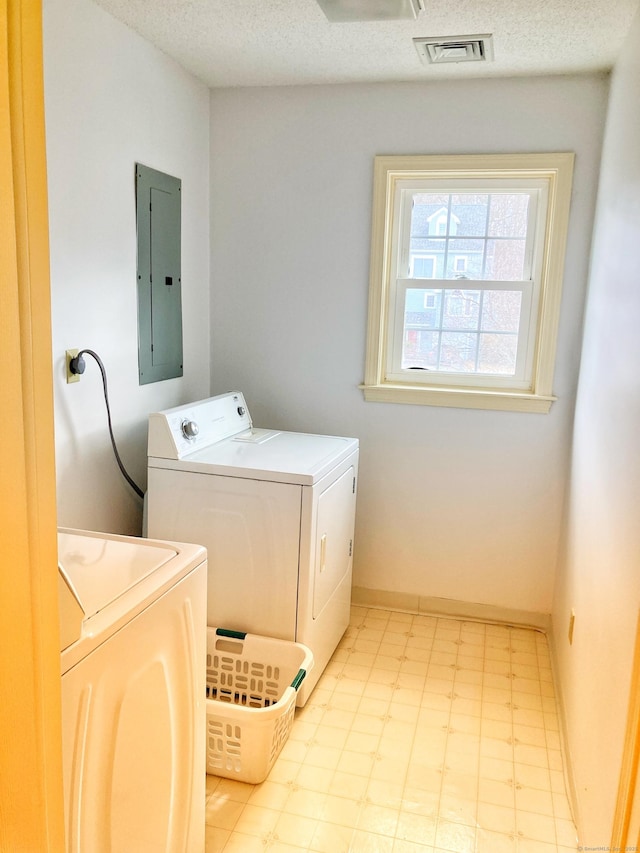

left=146, top=391, right=358, bottom=705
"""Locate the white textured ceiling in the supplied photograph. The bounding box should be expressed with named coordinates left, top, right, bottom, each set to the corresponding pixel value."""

left=93, top=0, right=639, bottom=88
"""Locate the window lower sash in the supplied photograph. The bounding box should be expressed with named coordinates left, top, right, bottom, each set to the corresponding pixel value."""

left=387, top=278, right=534, bottom=387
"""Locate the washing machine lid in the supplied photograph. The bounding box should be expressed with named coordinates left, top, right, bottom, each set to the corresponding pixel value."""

left=58, top=528, right=207, bottom=662
left=58, top=530, right=178, bottom=619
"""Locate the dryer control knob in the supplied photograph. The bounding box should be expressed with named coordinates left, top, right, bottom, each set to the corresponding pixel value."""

left=181, top=419, right=199, bottom=439
left=237, top=406, right=246, bottom=416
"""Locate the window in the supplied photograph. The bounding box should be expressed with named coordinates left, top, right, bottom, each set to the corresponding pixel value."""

left=362, top=153, right=574, bottom=412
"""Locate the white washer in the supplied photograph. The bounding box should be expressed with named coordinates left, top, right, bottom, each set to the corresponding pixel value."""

left=146, top=391, right=358, bottom=705
left=58, top=528, right=207, bottom=853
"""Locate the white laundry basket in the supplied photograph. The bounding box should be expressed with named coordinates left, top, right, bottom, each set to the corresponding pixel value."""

left=205, top=627, right=314, bottom=784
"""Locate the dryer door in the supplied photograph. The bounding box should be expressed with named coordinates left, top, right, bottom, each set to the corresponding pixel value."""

left=313, top=465, right=357, bottom=619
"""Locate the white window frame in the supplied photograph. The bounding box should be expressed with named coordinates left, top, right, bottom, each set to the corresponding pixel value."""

left=362, top=153, right=574, bottom=413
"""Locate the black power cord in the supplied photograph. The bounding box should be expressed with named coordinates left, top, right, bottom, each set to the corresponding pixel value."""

left=69, top=349, right=145, bottom=500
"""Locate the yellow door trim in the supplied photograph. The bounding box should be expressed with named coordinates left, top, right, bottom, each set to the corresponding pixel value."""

left=0, top=0, right=64, bottom=848
left=611, top=610, right=640, bottom=848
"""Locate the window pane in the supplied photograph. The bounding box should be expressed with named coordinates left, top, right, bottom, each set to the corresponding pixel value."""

left=442, top=289, right=480, bottom=330
left=440, top=332, right=478, bottom=372
left=481, top=290, right=522, bottom=333
left=450, top=194, right=488, bottom=236
left=488, top=194, right=530, bottom=238
left=445, top=239, right=485, bottom=279
left=409, top=238, right=445, bottom=276
left=402, top=329, right=439, bottom=369
left=478, top=333, right=518, bottom=374
left=484, top=239, right=526, bottom=280
left=411, top=196, right=450, bottom=239
left=410, top=256, right=436, bottom=278
left=404, top=288, right=441, bottom=330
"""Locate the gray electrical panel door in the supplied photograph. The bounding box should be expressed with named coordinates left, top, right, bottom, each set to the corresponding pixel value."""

left=136, top=163, right=183, bottom=384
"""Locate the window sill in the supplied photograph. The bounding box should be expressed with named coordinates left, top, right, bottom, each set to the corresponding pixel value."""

left=360, top=382, right=556, bottom=413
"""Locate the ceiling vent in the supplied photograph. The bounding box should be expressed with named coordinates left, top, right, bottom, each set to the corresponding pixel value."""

left=413, top=34, right=494, bottom=65
left=317, top=0, right=424, bottom=23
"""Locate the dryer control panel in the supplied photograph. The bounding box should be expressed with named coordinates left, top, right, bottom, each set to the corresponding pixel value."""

left=148, top=391, right=252, bottom=459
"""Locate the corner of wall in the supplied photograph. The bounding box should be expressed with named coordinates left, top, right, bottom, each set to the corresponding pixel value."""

left=546, top=617, right=583, bottom=840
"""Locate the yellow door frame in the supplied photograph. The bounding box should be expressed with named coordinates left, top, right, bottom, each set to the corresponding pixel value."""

left=612, top=610, right=640, bottom=850
left=0, top=0, right=64, bottom=849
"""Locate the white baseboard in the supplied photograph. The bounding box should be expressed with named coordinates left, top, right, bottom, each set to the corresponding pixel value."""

left=352, top=586, right=551, bottom=632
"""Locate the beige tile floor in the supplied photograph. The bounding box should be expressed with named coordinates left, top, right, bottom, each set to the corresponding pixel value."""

left=205, top=606, right=579, bottom=852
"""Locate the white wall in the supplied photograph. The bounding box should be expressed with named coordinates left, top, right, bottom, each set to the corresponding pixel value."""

left=552, top=6, right=640, bottom=841
left=44, top=0, right=210, bottom=535
left=210, top=75, right=607, bottom=618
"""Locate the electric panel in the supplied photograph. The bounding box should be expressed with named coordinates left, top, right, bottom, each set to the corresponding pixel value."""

left=136, top=163, right=183, bottom=384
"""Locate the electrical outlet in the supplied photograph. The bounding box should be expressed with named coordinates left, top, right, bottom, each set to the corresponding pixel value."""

left=66, top=349, right=80, bottom=383
left=568, top=609, right=576, bottom=645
